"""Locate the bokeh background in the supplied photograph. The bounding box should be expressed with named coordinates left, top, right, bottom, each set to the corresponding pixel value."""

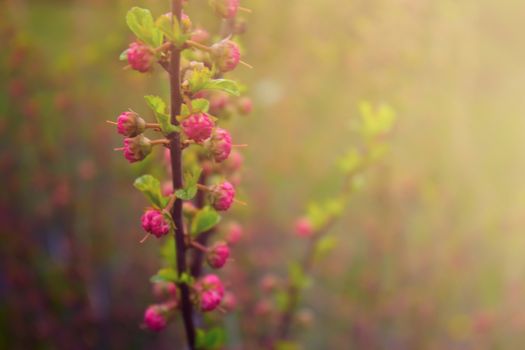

left=3, top=0, right=525, bottom=349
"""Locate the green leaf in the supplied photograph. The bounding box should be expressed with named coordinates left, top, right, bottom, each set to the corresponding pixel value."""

left=188, top=67, right=214, bottom=93
left=178, top=272, right=194, bottom=285
left=202, top=79, right=240, bottom=96
left=126, top=7, right=163, bottom=47
left=156, top=14, right=189, bottom=47
left=191, top=206, right=221, bottom=236
left=288, top=262, right=311, bottom=290
left=133, top=175, right=166, bottom=208
left=196, top=327, right=226, bottom=350
left=175, top=166, right=202, bottom=200
left=358, top=101, right=396, bottom=140
left=191, top=98, right=210, bottom=113
left=338, top=148, right=362, bottom=174
left=314, top=235, right=337, bottom=261
left=160, top=236, right=176, bottom=268
left=144, top=95, right=180, bottom=134
left=150, top=267, right=177, bottom=283
left=274, top=290, right=289, bottom=311
left=119, top=48, right=129, bottom=61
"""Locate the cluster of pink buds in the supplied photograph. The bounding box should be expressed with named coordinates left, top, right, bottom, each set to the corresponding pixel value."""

left=208, top=128, right=232, bottom=162
left=116, top=111, right=146, bottom=137
left=112, top=1, right=253, bottom=346
left=209, top=181, right=236, bottom=211
left=206, top=241, right=230, bottom=268
left=181, top=112, right=215, bottom=142
left=127, top=41, right=155, bottom=73
left=141, top=209, right=170, bottom=238
left=122, top=135, right=153, bottom=163
left=211, top=40, right=241, bottom=73
left=108, top=111, right=166, bottom=163
left=194, top=274, right=225, bottom=312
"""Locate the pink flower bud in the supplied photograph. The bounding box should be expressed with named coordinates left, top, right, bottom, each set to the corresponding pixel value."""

left=207, top=242, right=230, bottom=269
left=143, top=304, right=169, bottom=332
left=152, top=281, right=178, bottom=301
left=209, top=92, right=230, bottom=115
left=221, top=291, right=237, bottom=311
left=226, top=222, right=243, bottom=245
left=209, top=128, right=232, bottom=162
left=211, top=40, right=240, bottom=73
left=223, top=150, right=244, bottom=173
left=191, top=28, right=210, bottom=43
left=141, top=209, right=170, bottom=238
left=162, top=181, right=173, bottom=196
left=209, top=181, right=235, bottom=211
left=122, top=135, right=152, bottom=163
left=116, top=111, right=145, bottom=137
left=209, top=0, right=239, bottom=19
left=127, top=41, right=155, bottom=73
left=237, top=97, right=253, bottom=115
left=200, top=290, right=222, bottom=312
left=181, top=112, right=214, bottom=142
left=294, top=217, right=313, bottom=238
left=195, top=274, right=225, bottom=312
left=260, top=274, right=279, bottom=292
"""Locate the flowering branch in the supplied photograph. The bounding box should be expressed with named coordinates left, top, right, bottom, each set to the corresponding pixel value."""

left=109, top=0, right=254, bottom=347
left=168, top=0, right=196, bottom=348
left=273, top=103, right=397, bottom=345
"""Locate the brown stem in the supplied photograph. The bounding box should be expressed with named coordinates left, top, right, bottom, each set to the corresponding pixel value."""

left=169, top=0, right=196, bottom=348
left=150, top=139, right=170, bottom=146
left=145, top=123, right=161, bottom=128
left=190, top=172, right=213, bottom=277
left=186, top=39, right=212, bottom=52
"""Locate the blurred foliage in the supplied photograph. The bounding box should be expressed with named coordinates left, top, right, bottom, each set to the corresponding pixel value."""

left=3, top=0, right=525, bottom=349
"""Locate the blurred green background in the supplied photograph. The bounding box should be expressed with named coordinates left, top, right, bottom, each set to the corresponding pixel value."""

left=3, top=0, right=525, bottom=349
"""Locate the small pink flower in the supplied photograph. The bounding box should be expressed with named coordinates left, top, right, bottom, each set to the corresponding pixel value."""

left=191, top=28, right=210, bottom=43
left=141, top=209, right=170, bottom=238
left=209, top=92, right=230, bottom=115
left=207, top=242, right=230, bottom=269
left=260, top=274, right=279, bottom=292
left=221, top=292, right=237, bottom=311
left=127, top=41, right=155, bottom=73
left=200, top=290, right=222, bottom=312
left=200, top=274, right=225, bottom=296
left=162, top=181, right=173, bottom=196
left=223, top=150, right=244, bottom=173
left=210, top=0, right=239, bottom=19
left=181, top=112, right=214, bottom=142
left=211, top=40, right=240, bottom=72
left=195, top=274, right=225, bottom=312
left=226, top=222, right=243, bottom=245
left=153, top=281, right=178, bottom=301
left=116, top=111, right=145, bottom=137
left=210, top=181, right=235, bottom=211
left=294, top=217, right=313, bottom=238
left=237, top=97, right=253, bottom=115
left=122, top=135, right=152, bottom=163
left=209, top=128, right=232, bottom=162
left=143, top=304, right=168, bottom=332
